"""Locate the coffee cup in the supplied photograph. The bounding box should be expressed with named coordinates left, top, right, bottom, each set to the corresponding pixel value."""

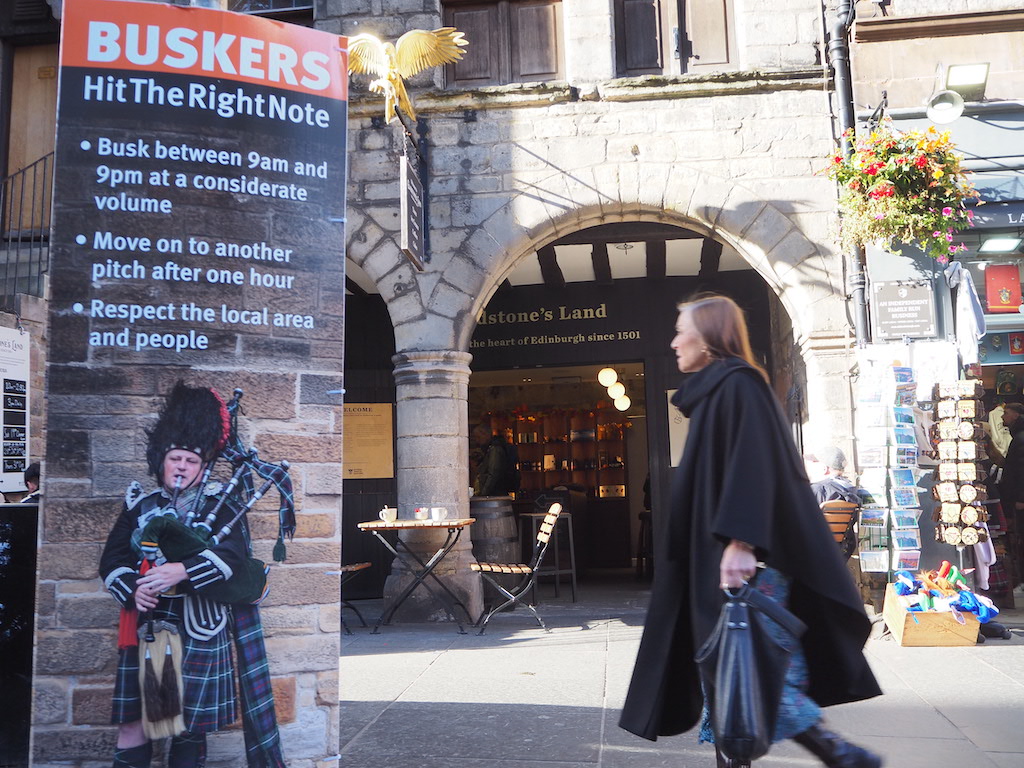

left=378, top=507, right=397, bottom=523
left=413, top=507, right=429, bottom=520
left=430, top=506, right=448, bottom=521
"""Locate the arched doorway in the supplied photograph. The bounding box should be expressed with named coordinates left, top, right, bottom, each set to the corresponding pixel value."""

left=466, top=221, right=802, bottom=586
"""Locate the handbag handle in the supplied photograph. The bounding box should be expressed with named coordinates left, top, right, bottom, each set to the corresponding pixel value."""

left=722, top=583, right=807, bottom=639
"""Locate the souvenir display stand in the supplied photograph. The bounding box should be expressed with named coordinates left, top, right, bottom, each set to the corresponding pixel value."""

left=854, top=364, right=923, bottom=579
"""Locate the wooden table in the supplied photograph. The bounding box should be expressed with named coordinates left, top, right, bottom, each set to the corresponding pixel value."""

left=357, top=518, right=475, bottom=633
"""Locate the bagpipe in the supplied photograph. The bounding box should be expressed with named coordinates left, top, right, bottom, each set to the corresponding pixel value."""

left=138, top=389, right=296, bottom=606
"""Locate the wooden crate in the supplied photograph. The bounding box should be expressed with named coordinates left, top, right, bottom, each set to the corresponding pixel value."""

left=882, top=584, right=978, bottom=647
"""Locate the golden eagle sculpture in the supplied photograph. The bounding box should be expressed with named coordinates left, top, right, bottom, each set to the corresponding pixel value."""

left=348, top=28, right=469, bottom=124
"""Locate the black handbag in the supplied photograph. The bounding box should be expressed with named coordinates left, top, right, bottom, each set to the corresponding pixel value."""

left=695, top=583, right=807, bottom=762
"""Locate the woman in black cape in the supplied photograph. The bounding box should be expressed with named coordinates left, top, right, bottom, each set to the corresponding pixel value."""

left=619, top=295, right=883, bottom=768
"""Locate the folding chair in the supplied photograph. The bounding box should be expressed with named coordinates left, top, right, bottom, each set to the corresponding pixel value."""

left=820, top=500, right=859, bottom=561
left=471, top=502, right=562, bottom=635
left=340, top=561, right=372, bottom=635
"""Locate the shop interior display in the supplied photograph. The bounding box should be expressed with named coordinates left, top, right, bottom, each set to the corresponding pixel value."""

left=488, top=407, right=633, bottom=569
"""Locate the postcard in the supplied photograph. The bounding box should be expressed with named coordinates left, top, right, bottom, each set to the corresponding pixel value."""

left=889, top=445, right=918, bottom=467
left=892, top=367, right=915, bottom=384
left=889, top=468, right=916, bottom=488
left=892, top=549, right=921, bottom=571
left=857, top=405, right=889, bottom=429
left=893, top=425, right=917, bottom=445
left=859, top=507, right=888, bottom=528
left=891, top=527, right=922, bottom=550
left=859, top=550, right=890, bottom=572
left=892, top=406, right=916, bottom=426
left=890, top=487, right=920, bottom=508
left=891, top=509, right=921, bottom=528
left=857, top=446, right=886, bottom=467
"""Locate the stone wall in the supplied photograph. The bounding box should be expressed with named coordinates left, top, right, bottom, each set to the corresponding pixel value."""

left=333, top=0, right=858, bottom=524
left=34, top=369, right=343, bottom=767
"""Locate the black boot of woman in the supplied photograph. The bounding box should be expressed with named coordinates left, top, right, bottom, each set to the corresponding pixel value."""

left=793, top=724, right=882, bottom=767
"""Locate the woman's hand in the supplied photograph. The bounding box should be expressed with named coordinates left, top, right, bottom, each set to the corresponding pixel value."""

left=720, top=540, right=758, bottom=589
left=135, top=562, right=188, bottom=609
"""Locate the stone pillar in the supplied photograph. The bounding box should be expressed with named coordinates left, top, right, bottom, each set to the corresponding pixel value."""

left=387, top=350, right=483, bottom=623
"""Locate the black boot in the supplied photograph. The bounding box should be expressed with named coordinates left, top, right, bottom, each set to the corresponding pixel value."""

left=112, top=742, right=152, bottom=768
left=793, top=724, right=882, bottom=768
left=715, top=744, right=751, bottom=768
left=168, top=732, right=207, bottom=768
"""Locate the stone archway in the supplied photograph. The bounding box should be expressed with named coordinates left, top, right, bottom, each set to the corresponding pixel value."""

left=347, top=162, right=855, bottom=619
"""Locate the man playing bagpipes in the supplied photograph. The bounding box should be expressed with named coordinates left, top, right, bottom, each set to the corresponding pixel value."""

left=100, top=382, right=294, bottom=768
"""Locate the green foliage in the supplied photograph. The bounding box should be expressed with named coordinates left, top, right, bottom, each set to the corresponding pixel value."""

left=824, top=121, right=980, bottom=261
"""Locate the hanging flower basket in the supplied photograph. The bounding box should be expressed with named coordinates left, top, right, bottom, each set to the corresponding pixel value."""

left=824, top=121, right=980, bottom=262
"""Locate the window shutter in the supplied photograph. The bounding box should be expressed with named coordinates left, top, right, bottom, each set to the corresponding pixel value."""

left=685, top=0, right=734, bottom=70
left=510, top=1, right=563, bottom=81
left=615, top=0, right=664, bottom=76
left=445, top=5, right=505, bottom=86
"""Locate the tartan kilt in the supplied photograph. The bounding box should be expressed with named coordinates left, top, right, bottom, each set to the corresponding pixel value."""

left=112, top=623, right=237, bottom=732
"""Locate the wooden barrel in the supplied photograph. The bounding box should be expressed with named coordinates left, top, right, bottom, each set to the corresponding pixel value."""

left=469, top=496, right=520, bottom=608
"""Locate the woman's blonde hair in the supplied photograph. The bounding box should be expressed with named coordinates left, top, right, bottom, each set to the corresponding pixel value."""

left=677, top=294, right=767, bottom=380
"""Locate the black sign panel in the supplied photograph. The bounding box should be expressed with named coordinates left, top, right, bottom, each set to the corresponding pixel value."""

left=469, top=273, right=772, bottom=370
left=400, top=155, right=424, bottom=269
left=872, top=280, right=938, bottom=340
left=52, top=0, right=348, bottom=364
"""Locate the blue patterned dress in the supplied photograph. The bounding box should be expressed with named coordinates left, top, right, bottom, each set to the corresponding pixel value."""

left=698, top=567, right=820, bottom=744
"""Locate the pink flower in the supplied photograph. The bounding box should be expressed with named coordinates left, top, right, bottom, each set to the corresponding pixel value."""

left=966, top=209, right=975, bottom=219
left=942, top=207, right=953, bottom=216
left=946, top=233, right=954, bottom=242
left=932, top=231, right=942, bottom=237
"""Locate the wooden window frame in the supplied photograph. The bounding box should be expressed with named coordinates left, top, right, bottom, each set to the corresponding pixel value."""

left=443, top=0, right=564, bottom=87
left=613, top=0, right=736, bottom=77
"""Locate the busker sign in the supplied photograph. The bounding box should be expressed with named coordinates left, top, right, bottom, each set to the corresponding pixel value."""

left=51, top=0, right=347, bottom=359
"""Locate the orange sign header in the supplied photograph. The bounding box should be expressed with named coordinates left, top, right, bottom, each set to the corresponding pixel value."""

left=61, top=0, right=348, bottom=101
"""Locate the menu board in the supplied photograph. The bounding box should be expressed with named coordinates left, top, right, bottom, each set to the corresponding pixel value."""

left=0, top=327, right=30, bottom=491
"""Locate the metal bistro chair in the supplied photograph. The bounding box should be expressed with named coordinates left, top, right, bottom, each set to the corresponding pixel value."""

left=820, top=499, right=859, bottom=561
left=340, top=562, right=372, bottom=634
left=471, top=502, right=562, bottom=635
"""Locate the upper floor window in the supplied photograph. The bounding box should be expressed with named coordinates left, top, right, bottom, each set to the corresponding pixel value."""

left=227, top=0, right=313, bottom=25
left=443, top=0, right=564, bottom=87
left=614, top=0, right=735, bottom=77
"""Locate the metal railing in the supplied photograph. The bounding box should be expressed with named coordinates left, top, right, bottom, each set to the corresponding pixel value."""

left=0, top=152, right=53, bottom=306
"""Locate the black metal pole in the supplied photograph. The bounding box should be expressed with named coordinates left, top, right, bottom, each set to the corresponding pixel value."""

left=828, top=0, right=870, bottom=345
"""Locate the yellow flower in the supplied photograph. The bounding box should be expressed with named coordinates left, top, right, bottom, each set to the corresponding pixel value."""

left=933, top=169, right=944, bottom=179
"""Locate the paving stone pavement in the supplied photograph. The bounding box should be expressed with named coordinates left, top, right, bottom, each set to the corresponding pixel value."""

left=341, top=576, right=1024, bottom=768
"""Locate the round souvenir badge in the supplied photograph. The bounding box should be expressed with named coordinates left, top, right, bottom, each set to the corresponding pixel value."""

left=960, top=506, right=979, bottom=526
left=957, top=421, right=977, bottom=440
left=960, top=526, right=980, bottom=546
left=958, top=484, right=978, bottom=504
left=943, top=526, right=963, bottom=546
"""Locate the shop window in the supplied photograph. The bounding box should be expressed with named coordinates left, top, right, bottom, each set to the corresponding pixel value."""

left=613, top=0, right=735, bottom=77
left=227, top=0, right=313, bottom=25
left=443, top=0, right=564, bottom=87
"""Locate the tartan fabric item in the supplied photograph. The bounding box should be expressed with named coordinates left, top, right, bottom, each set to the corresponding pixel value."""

left=220, top=444, right=296, bottom=546
left=112, top=610, right=237, bottom=731
left=232, top=604, right=286, bottom=767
